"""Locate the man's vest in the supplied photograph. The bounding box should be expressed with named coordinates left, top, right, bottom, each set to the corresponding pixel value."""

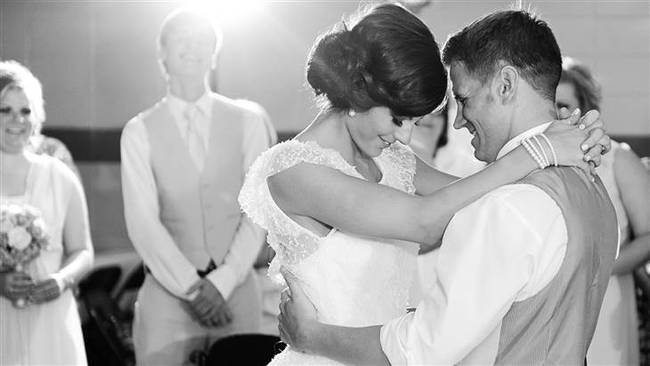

left=494, top=167, right=618, bottom=365
left=142, top=94, right=245, bottom=269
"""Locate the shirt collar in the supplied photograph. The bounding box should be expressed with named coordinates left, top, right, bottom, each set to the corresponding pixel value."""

left=166, top=89, right=212, bottom=118
left=496, top=122, right=552, bottom=160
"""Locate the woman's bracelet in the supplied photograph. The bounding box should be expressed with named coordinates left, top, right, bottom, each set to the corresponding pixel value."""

left=532, top=135, right=550, bottom=167
left=522, top=137, right=547, bottom=169
left=539, top=133, right=558, bottom=167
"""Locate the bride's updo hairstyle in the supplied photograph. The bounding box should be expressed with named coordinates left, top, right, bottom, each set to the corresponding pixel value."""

left=306, top=3, right=447, bottom=117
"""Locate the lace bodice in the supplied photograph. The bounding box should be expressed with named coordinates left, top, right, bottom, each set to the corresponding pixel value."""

left=239, top=139, right=419, bottom=365
left=239, top=139, right=416, bottom=279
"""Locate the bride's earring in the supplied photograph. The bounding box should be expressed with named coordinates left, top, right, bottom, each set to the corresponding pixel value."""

left=348, top=109, right=356, bottom=117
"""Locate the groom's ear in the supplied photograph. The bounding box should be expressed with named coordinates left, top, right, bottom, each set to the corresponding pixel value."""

left=494, top=65, right=518, bottom=104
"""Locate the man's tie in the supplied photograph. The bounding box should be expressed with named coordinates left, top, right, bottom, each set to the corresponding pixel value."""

left=184, top=104, right=206, bottom=172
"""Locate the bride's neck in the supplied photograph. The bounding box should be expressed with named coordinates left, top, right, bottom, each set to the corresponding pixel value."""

left=301, top=110, right=364, bottom=165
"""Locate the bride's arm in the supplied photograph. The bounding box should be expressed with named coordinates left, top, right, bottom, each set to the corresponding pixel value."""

left=269, top=112, right=607, bottom=245
left=412, top=110, right=607, bottom=196
left=269, top=146, right=534, bottom=245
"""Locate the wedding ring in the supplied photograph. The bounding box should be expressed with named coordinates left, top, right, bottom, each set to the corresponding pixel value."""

left=597, top=143, right=608, bottom=154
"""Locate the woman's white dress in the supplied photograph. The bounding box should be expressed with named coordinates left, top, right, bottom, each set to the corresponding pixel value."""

left=239, top=140, right=419, bottom=365
left=0, top=154, right=87, bottom=365
left=587, top=141, right=640, bottom=365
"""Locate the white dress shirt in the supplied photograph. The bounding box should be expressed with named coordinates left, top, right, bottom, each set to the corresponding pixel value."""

left=121, top=90, right=272, bottom=300
left=380, top=123, right=570, bottom=365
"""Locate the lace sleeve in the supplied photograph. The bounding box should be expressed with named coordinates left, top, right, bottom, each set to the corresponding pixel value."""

left=238, top=140, right=358, bottom=280
left=380, top=142, right=417, bottom=194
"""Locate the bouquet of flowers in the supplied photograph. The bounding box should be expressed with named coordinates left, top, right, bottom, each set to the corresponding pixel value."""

left=0, top=203, right=50, bottom=307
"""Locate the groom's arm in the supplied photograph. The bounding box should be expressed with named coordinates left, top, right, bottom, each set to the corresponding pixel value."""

left=279, top=269, right=390, bottom=365
left=281, top=186, right=564, bottom=365
left=302, top=324, right=389, bottom=366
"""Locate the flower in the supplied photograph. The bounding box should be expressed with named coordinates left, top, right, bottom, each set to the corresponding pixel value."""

left=29, top=218, right=47, bottom=240
left=1, top=204, right=49, bottom=269
left=15, top=213, right=28, bottom=226
left=0, top=217, right=14, bottom=233
left=7, top=227, right=32, bottom=251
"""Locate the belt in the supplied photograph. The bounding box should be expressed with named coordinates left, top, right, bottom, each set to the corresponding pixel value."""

left=144, top=259, right=217, bottom=279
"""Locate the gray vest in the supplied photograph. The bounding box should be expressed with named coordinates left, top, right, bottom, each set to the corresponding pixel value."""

left=142, top=94, right=244, bottom=269
left=494, top=167, right=618, bottom=365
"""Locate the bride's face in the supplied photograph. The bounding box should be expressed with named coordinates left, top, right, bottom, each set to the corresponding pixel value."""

left=0, top=88, right=34, bottom=154
left=347, top=106, right=421, bottom=157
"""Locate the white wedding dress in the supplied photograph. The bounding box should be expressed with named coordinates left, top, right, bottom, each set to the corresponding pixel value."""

left=0, top=154, right=87, bottom=365
left=239, top=140, right=419, bottom=365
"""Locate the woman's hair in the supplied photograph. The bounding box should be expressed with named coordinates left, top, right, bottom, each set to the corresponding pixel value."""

left=306, top=3, right=447, bottom=117
left=0, top=60, right=46, bottom=130
left=434, top=101, right=449, bottom=149
left=560, top=56, right=601, bottom=112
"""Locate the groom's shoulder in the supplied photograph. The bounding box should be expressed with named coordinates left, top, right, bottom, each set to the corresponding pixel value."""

left=447, top=183, right=562, bottom=239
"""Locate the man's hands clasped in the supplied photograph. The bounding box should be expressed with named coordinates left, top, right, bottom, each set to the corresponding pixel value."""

left=186, top=278, right=233, bottom=328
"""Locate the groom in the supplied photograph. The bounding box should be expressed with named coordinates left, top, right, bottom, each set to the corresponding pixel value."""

left=278, top=9, right=618, bottom=365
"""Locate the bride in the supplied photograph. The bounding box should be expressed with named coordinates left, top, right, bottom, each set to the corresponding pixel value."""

left=238, top=4, right=607, bottom=365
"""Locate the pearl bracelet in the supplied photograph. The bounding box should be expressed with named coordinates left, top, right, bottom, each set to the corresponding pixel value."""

left=521, top=133, right=559, bottom=169
left=522, top=137, right=546, bottom=169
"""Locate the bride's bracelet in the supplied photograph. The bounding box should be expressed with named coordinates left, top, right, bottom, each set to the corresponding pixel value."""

left=539, top=133, right=558, bottom=166
left=532, top=136, right=550, bottom=167
left=521, top=133, right=558, bottom=169
left=522, top=137, right=546, bottom=169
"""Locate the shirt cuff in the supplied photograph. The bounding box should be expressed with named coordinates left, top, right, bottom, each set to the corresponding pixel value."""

left=206, top=265, right=237, bottom=300
left=380, top=314, right=412, bottom=366
left=179, top=268, right=202, bottom=300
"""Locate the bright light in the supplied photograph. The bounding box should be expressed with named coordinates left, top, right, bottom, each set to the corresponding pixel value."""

left=180, top=0, right=268, bottom=27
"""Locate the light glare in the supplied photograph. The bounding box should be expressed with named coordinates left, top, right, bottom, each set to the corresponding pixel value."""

left=181, top=0, right=268, bottom=27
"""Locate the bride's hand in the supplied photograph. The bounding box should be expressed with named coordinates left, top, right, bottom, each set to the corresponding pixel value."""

left=543, top=108, right=610, bottom=175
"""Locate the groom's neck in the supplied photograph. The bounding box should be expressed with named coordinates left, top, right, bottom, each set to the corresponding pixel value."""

left=509, top=94, right=558, bottom=139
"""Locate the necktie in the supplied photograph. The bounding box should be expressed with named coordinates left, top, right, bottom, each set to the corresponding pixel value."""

left=184, top=104, right=206, bottom=172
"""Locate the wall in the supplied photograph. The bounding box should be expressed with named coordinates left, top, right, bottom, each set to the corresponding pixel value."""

left=2, top=1, right=649, bottom=134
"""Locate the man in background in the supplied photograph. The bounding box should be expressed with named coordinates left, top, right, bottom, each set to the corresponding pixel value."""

left=120, top=9, right=272, bottom=365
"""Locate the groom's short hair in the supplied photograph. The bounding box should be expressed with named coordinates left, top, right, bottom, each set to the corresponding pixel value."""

left=442, top=10, right=562, bottom=101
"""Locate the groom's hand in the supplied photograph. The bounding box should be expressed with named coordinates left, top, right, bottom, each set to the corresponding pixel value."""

left=278, top=266, right=318, bottom=352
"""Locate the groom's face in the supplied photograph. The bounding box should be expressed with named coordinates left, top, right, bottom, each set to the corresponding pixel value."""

left=449, top=62, right=510, bottom=163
